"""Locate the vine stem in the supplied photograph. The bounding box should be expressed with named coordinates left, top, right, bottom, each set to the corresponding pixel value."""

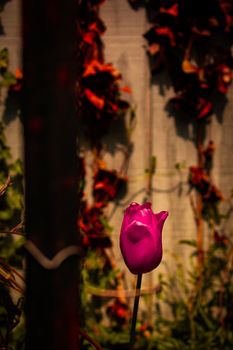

left=145, top=68, right=154, bottom=326
left=104, top=248, right=127, bottom=304
left=79, top=330, right=104, bottom=350
left=196, top=122, right=205, bottom=275
left=129, top=274, right=142, bottom=349
left=197, top=192, right=204, bottom=268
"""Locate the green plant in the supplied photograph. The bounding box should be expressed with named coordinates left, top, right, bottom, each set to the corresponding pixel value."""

left=127, top=2, right=233, bottom=349
left=0, top=123, right=24, bottom=349
left=0, top=8, right=24, bottom=348
left=150, top=230, right=233, bottom=350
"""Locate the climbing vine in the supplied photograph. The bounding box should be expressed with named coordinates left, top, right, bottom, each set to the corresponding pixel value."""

left=129, top=0, right=233, bottom=348
left=129, top=0, right=233, bottom=264
left=0, top=16, right=24, bottom=350
left=77, top=0, right=136, bottom=346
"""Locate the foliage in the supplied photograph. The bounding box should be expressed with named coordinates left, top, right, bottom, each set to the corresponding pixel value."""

left=0, top=125, right=23, bottom=231
left=78, top=2, right=233, bottom=349
left=0, top=122, right=24, bottom=349
left=150, top=231, right=233, bottom=350
left=128, top=2, right=233, bottom=350
left=188, top=141, right=223, bottom=224
left=129, top=0, right=233, bottom=123
left=77, top=0, right=134, bottom=347
left=0, top=154, right=25, bottom=350
left=0, top=5, right=24, bottom=349
left=77, top=0, right=132, bottom=141
left=0, top=47, right=23, bottom=231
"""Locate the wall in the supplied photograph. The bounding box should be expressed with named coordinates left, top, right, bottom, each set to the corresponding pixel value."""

left=1, top=0, right=233, bottom=302
left=100, top=0, right=233, bottom=292
left=0, top=0, right=22, bottom=159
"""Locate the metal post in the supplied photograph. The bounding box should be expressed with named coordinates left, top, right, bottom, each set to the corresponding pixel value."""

left=22, top=1, right=80, bottom=349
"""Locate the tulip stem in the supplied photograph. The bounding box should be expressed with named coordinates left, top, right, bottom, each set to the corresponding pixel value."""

left=129, top=273, right=142, bottom=349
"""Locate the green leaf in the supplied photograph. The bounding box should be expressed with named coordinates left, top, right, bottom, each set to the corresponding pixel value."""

left=1, top=70, right=16, bottom=87
left=179, top=239, right=197, bottom=247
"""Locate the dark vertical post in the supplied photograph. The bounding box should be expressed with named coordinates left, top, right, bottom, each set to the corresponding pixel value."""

left=22, top=1, right=80, bottom=349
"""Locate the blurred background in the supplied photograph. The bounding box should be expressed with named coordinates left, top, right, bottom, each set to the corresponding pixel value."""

left=1, top=0, right=233, bottom=349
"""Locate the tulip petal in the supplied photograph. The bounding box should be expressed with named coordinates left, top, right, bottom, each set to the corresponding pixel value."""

left=120, top=202, right=168, bottom=275
left=155, top=211, right=169, bottom=223
left=124, top=221, right=151, bottom=243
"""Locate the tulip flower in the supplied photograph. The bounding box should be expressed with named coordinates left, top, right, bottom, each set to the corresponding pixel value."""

left=120, top=202, right=168, bottom=348
left=120, top=202, right=168, bottom=274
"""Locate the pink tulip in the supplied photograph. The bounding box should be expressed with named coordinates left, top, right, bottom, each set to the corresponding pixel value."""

left=120, top=202, right=168, bottom=274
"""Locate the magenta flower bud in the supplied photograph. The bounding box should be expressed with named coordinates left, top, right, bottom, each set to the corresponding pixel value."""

left=120, top=202, right=168, bottom=274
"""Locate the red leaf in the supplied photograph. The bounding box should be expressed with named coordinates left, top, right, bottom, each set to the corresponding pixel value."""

left=108, top=101, right=119, bottom=113
left=160, top=4, right=178, bottom=17
left=192, top=27, right=211, bottom=36
left=83, top=32, right=95, bottom=45
left=182, top=59, right=199, bottom=74
left=217, top=64, right=233, bottom=94
left=83, top=60, right=101, bottom=77
left=120, top=86, right=132, bottom=93
left=15, top=69, right=23, bottom=79
left=83, top=60, right=121, bottom=79
left=155, top=27, right=176, bottom=46
left=88, top=19, right=106, bottom=34
left=148, top=43, right=160, bottom=55
left=84, top=88, right=105, bottom=109
left=197, top=99, right=213, bottom=119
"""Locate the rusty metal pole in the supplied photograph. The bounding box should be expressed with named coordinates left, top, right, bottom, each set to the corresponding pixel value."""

left=22, top=1, right=80, bottom=349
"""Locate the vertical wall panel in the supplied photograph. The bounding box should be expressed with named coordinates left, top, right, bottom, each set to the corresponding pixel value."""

left=100, top=1, right=153, bottom=289
left=100, top=0, right=233, bottom=291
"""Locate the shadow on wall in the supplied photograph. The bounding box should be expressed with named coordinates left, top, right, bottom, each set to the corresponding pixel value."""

left=128, top=0, right=232, bottom=144
left=2, top=91, right=21, bottom=125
